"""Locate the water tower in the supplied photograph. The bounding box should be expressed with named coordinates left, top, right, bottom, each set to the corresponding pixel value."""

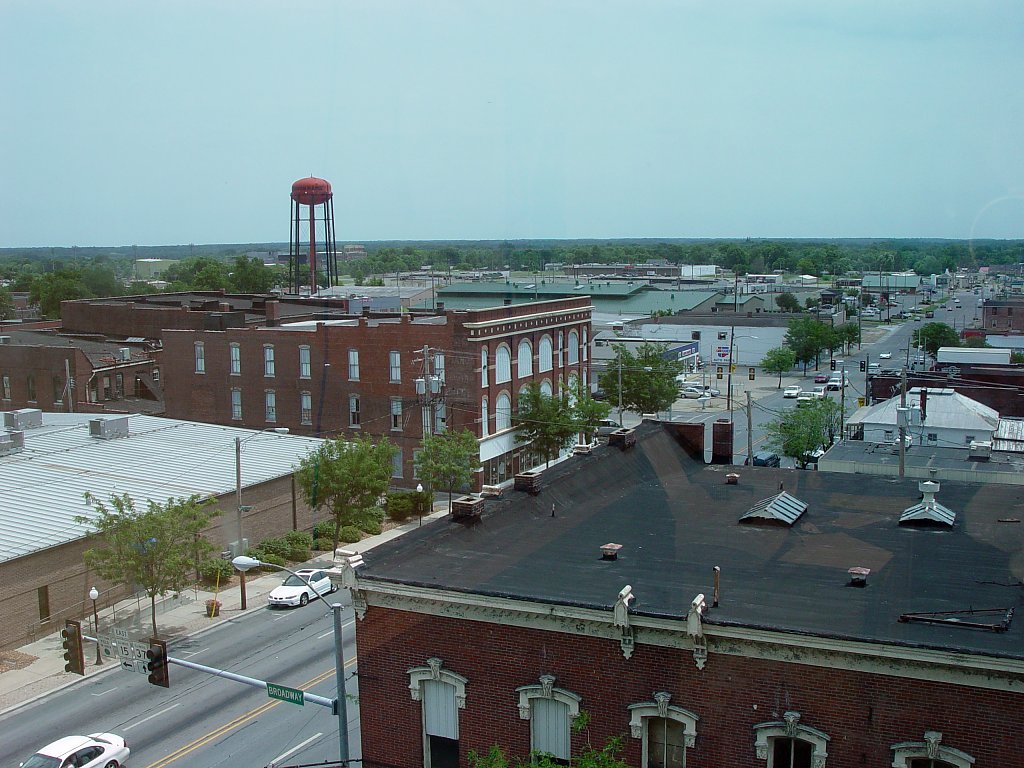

left=288, top=176, right=339, bottom=295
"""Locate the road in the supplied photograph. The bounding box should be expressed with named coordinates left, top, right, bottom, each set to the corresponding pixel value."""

left=0, top=595, right=359, bottom=768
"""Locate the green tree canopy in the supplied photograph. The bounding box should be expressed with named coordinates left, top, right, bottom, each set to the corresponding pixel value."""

left=415, top=429, right=482, bottom=511
left=912, top=322, right=961, bottom=357
left=30, top=270, right=89, bottom=318
left=838, top=321, right=860, bottom=354
left=784, top=317, right=831, bottom=372
left=962, top=335, right=991, bottom=348
left=295, top=435, right=397, bottom=553
left=775, top=292, right=801, bottom=313
left=230, top=255, right=277, bottom=293
left=760, top=346, right=797, bottom=388
left=76, top=493, right=217, bottom=639
left=513, top=383, right=578, bottom=468
left=764, top=398, right=843, bottom=468
left=597, top=343, right=683, bottom=417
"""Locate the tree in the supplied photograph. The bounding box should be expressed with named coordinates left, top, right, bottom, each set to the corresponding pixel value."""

left=764, top=398, right=843, bottom=468
left=571, top=385, right=612, bottom=443
left=230, top=256, right=277, bottom=293
left=838, top=321, right=860, bottom=354
left=1012, top=350, right=1024, bottom=364
left=912, top=322, right=961, bottom=357
left=962, top=335, right=991, bottom=348
left=775, top=292, right=801, bottom=313
left=295, top=435, right=397, bottom=554
left=30, top=270, right=88, bottom=318
left=784, top=317, right=830, bottom=373
left=760, top=347, right=797, bottom=388
left=76, top=493, right=217, bottom=639
left=513, top=384, right=578, bottom=467
left=0, top=287, right=14, bottom=320
left=597, top=343, right=683, bottom=415
left=415, top=429, right=482, bottom=512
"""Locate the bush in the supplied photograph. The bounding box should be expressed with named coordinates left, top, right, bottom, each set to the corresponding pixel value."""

left=259, top=552, right=287, bottom=569
left=338, top=525, right=363, bottom=544
left=387, top=492, right=415, bottom=522
left=313, top=537, right=333, bottom=552
left=258, top=536, right=291, bottom=560
left=361, top=519, right=382, bottom=536
left=199, top=557, right=234, bottom=585
left=283, top=530, right=313, bottom=561
left=313, top=520, right=335, bottom=540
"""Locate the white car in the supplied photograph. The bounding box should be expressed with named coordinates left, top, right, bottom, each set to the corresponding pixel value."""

left=878, top=352, right=892, bottom=359
left=783, top=385, right=802, bottom=398
left=268, top=568, right=337, bottom=608
left=20, top=733, right=129, bottom=768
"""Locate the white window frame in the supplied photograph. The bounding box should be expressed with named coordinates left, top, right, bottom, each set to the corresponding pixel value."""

left=194, top=342, right=205, bottom=373
left=628, top=693, right=699, bottom=768
left=408, top=658, right=468, bottom=768
left=300, top=391, right=312, bottom=425
left=518, top=339, right=534, bottom=378
left=391, top=448, right=403, bottom=479
left=434, top=352, right=446, bottom=384
left=391, top=397, right=404, bottom=431
left=299, top=345, right=311, bottom=379
left=349, top=394, right=361, bottom=427
left=557, top=331, right=564, bottom=368
left=263, top=344, right=275, bottom=377
left=231, top=388, right=242, bottom=421
left=348, top=348, right=360, bottom=381
left=389, top=350, right=402, bottom=383
left=538, top=335, right=553, bottom=372
left=568, top=330, right=580, bottom=364
left=1, top=374, right=9, bottom=400
left=516, top=675, right=581, bottom=762
left=583, top=328, right=589, bottom=361
left=540, top=380, right=552, bottom=397
left=481, top=396, right=489, bottom=437
left=495, top=344, right=512, bottom=384
left=891, top=731, right=975, bottom=768
left=229, top=343, right=241, bottom=375
left=480, top=347, right=489, bottom=388
left=264, top=390, right=276, bottom=423
left=753, top=712, right=830, bottom=767
left=495, top=392, right=512, bottom=432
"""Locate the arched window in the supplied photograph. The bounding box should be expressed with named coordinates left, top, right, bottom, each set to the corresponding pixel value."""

left=495, top=345, right=512, bottom=384
left=538, top=335, right=553, bottom=372
left=518, top=339, right=534, bottom=378
left=408, top=658, right=468, bottom=768
left=628, top=693, right=699, bottom=768
left=568, top=330, right=580, bottom=364
left=516, top=675, right=581, bottom=763
left=557, top=332, right=564, bottom=368
left=540, top=380, right=553, bottom=397
left=891, top=732, right=975, bottom=768
left=495, top=393, right=512, bottom=432
left=583, top=328, right=589, bottom=361
left=480, top=397, right=489, bottom=437
left=753, top=712, right=830, bottom=768
left=481, top=347, right=489, bottom=388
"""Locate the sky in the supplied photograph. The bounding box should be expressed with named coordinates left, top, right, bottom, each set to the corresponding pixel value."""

left=1, top=1, right=1022, bottom=247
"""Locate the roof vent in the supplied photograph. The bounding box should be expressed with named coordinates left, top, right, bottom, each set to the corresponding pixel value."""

left=740, top=492, right=807, bottom=525
left=89, top=416, right=130, bottom=440
left=848, top=567, right=870, bottom=587
left=3, top=408, right=42, bottom=431
left=118, top=347, right=132, bottom=361
left=900, top=481, right=955, bottom=526
left=0, top=430, right=25, bottom=456
left=600, top=543, right=622, bottom=560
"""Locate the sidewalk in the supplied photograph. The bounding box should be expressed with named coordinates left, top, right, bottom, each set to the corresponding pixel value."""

left=0, top=505, right=452, bottom=715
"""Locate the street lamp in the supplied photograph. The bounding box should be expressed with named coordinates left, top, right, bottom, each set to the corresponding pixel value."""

left=235, top=427, right=290, bottom=609
left=232, top=556, right=350, bottom=766
left=416, top=483, right=424, bottom=527
left=88, top=586, right=102, bottom=665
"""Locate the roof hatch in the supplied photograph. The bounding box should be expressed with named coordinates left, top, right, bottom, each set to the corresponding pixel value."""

left=740, top=492, right=807, bottom=525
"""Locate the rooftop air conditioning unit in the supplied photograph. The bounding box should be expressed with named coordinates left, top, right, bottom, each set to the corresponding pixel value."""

left=89, top=416, right=130, bottom=440
left=0, top=336, right=10, bottom=345
left=119, top=347, right=131, bottom=361
left=4, top=408, right=42, bottom=431
left=968, top=441, right=992, bottom=461
left=0, top=430, right=25, bottom=456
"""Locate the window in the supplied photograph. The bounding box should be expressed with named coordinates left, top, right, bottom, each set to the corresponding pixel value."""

left=691, top=331, right=701, bottom=341
left=264, top=345, right=275, bottom=376
left=481, top=397, right=489, bottom=437
left=752, top=712, right=829, bottom=768
left=539, top=335, right=553, bottom=372
left=349, top=394, right=361, bottom=427
left=348, top=348, right=360, bottom=381
left=231, top=389, right=242, bottom=420
left=583, top=328, right=589, bottom=361
left=434, top=402, right=447, bottom=433
left=299, top=346, right=311, bottom=378
left=884, top=430, right=894, bottom=442
left=53, top=375, right=63, bottom=403
left=1, top=374, right=9, bottom=399
left=391, top=449, right=403, bottom=479
left=516, top=675, right=581, bottom=763
left=891, top=731, right=974, bottom=768
left=495, top=393, right=512, bottom=431
left=927, top=433, right=938, bottom=444
left=391, top=397, right=404, bottom=431
left=628, top=693, right=698, bottom=768
left=37, top=585, right=50, bottom=622
left=480, top=347, right=489, bottom=387
left=540, top=380, right=552, bottom=397
left=495, top=344, right=512, bottom=383
left=434, top=352, right=446, bottom=383
left=964, top=435, right=975, bottom=445
left=300, top=391, right=312, bottom=425
left=718, top=331, right=728, bottom=340
left=408, top=658, right=468, bottom=768
left=27, top=374, right=35, bottom=402
left=389, top=350, right=401, bottom=383
left=518, top=339, right=534, bottom=378
left=558, top=331, right=564, bottom=367
left=568, top=330, right=580, bottom=364
left=265, top=390, right=277, bottom=423
left=194, top=342, right=205, bottom=373
left=229, top=343, right=241, bottom=375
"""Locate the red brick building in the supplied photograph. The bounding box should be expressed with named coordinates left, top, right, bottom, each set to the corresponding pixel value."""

left=982, top=298, right=1024, bottom=333
left=160, top=298, right=594, bottom=486
left=338, top=424, right=1023, bottom=768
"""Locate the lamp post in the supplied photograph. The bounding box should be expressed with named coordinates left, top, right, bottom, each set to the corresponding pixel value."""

left=88, top=586, right=102, bottom=665
left=232, top=556, right=349, bottom=766
left=416, top=483, right=424, bottom=527
left=235, top=427, right=290, bottom=609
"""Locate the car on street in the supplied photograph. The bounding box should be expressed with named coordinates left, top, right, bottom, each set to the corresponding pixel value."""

left=783, top=385, right=802, bottom=398
left=811, top=386, right=827, bottom=398
left=596, top=418, right=622, bottom=436
left=826, top=375, right=848, bottom=390
left=869, top=362, right=880, bottom=370
left=680, top=386, right=705, bottom=399
left=268, top=568, right=336, bottom=608
left=814, top=373, right=830, bottom=383
left=878, top=352, right=892, bottom=359
left=796, top=392, right=815, bottom=405
left=680, top=384, right=720, bottom=398
left=752, top=450, right=781, bottom=467
left=20, top=733, right=130, bottom=768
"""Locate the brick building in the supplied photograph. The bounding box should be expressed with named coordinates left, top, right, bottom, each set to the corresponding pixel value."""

left=982, top=298, right=1024, bottom=333
left=159, top=298, right=594, bottom=487
left=337, top=423, right=1023, bottom=768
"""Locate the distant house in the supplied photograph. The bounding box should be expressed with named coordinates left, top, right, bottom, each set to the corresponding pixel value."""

left=846, top=387, right=999, bottom=447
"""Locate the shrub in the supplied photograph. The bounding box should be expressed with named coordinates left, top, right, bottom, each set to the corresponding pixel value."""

left=338, top=525, right=363, bottom=544
left=387, top=492, right=415, bottom=522
left=313, top=537, right=333, bottom=552
left=361, top=519, right=382, bottom=536
left=199, top=557, right=234, bottom=585
left=258, top=536, right=291, bottom=560
left=313, top=520, right=335, bottom=540
left=283, top=530, right=313, bottom=561
left=259, top=552, right=287, bottom=569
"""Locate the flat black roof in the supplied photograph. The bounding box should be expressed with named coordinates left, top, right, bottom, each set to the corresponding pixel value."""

left=361, top=424, right=1024, bottom=659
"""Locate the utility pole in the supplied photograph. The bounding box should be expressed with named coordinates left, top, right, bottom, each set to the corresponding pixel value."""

left=864, top=353, right=870, bottom=402
left=726, top=324, right=735, bottom=417
left=746, top=390, right=753, bottom=465
left=617, top=353, right=624, bottom=425
left=899, top=367, right=908, bottom=478
left=840, top=370, right=846, bottom=438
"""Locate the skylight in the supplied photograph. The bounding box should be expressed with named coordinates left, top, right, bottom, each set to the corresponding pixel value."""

left=739, top=492, right=807, bottom=525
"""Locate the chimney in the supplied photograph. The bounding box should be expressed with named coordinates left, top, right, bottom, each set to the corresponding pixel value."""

left=219, top=302, right=231, bottom=312
left=264, top=299, right=280, bottom=325
left=920, top=388, right=928, bottom=421
left=712, top=565, right=720, bottom=607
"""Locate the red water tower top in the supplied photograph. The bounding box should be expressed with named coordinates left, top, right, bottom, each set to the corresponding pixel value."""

left=291, top=177, right=332, bottom=206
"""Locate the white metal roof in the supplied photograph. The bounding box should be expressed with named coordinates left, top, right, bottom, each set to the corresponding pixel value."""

left=846, top=388, right=999, bottom=433
left=0, top=413, right=324, bottom=565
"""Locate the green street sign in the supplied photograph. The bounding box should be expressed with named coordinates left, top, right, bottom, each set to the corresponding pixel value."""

left=267, top=682, right=305, bottom=706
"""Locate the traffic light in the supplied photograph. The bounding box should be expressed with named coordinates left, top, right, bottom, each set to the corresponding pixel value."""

left=716, top=366, right=723, bottom=380
left=860, top=360, right=867, bottom=372
left=748, top=367, right=755, bottom=381
left=61, top=620, right=85, bottom=675
left=147, top=639, right=169, bottom=688
left=830, top=360, right=836, bottom=371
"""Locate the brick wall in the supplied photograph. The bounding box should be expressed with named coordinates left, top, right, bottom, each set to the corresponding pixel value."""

left=355, top=608, right=1022, bottom=768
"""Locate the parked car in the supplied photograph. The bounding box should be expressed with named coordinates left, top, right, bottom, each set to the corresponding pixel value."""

left=20, top=734, right=129, bottom=768
left=783, top=385, right=802, bottom=398
left=878, top=352, right=892, bottom=359
left=814, top=373, right=830, bottom=383
left=752, top=450, right=781, bottom=467
left=680, top=386, right=705, bottom=399
left=268, top=568, right=337, bottom=608
left=596, top=418, right=622, bottom=436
